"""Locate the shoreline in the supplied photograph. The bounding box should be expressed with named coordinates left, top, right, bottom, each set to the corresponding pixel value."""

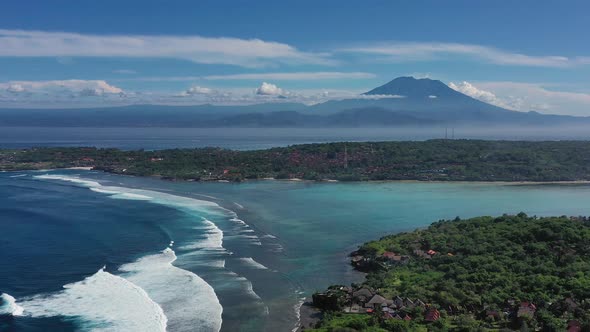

left=10, top=166, right=590, bottom=330
left=8, top=167, right=590, bottom=186
left=296, top=302, right=323, bottom=331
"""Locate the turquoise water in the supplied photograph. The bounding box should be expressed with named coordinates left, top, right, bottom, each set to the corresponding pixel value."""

left=2, top=170, right=590, bottom=331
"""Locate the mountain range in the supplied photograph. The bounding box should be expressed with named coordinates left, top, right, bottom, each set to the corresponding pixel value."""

left=0, top=77, right=586, bottom=127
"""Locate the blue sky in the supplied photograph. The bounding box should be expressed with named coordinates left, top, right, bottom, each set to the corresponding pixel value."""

left=0, top=0, right=589, bottom=114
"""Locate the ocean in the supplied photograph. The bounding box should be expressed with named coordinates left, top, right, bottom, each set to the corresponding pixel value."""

left=3, top=126, right=590, bottom=150
left=2, top=170, right=590, bottom=331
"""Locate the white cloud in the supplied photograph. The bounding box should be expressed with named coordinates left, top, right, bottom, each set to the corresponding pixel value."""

left=0, top=29, right=333, bottom=68
left=255, top=82, right=285, bottom=96
left=175, top=86, right=238, bottom=103
left=342, top=42, right=589, bottom=68
left=449, top=80, right=590, bottom=116
left=449, top=81, right=509, bottom=108
left=0, top=80, right=126, bottom=107
left=0, top=78, right=401, bottom=107
left=184, top=86, right=215, bottom=95
left=6, top=84, right=25, bottom=93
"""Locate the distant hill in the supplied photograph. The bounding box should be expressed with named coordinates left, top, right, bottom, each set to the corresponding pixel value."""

left=0, top=77, right=587, bottom=127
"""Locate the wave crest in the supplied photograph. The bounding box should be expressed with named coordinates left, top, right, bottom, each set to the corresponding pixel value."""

left=14, top=267, right=168, bottom=332
left=0, top=293, right=24, bottom=316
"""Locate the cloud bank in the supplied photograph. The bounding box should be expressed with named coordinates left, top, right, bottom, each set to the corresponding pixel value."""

left=449, top=81, right=509, bottom=108
left=342, top=42, right=590, bottom=68
left=1, top=80, right=123, bottom=95
left=449, top=81, right=590, bottom=115
left=0, top=29, right=333, bottom=68
left=4, top=30, right=587, bottom=69
left=0, top=80, right=126, bottom=107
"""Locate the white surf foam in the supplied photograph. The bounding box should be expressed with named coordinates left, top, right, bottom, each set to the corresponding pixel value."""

left=90, top=187, right=152, bottom=200
left=0, top=293, right=24, bottom=316
left=238, top=257, right=270, bottom=270
left=14, top=267, right=168, bottom=332
left=34, top=174, right=102, bottom=188
left=290, top=290, right=308, bottom=332
left=9, top=174, right=26, bottom=178
left=230, top=217, right=247, bottom=225
left=196, top=194, right=219, bottom=200
left=199, top=219, right=224, bottom=249
left=33, top=174, right=225, bottom=215
left=206, top=259, right=226, bottom=268
left=34, top=174, right=230, bottom=251
left=32, top=174, right=267, bottom=331
left=119, top=247, right=222, bottom=332
left=33, top=175, right=267, bottom=255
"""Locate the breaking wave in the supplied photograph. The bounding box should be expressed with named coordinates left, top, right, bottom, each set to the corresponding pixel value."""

left=238, top=257, right=271, bottom=270
left=119, top=247, right=222, bottom=332
left=0, top=293, right=24, bottom=316
left=12, top=267, right=168, bottom=332
left=31, top=173, right=269, bottom=331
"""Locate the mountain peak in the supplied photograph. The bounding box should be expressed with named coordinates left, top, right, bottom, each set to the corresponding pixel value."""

left=363, top=76, right=463, bottom=99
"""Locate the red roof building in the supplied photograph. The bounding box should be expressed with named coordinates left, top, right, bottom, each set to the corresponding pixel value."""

left=382, top=251, right=397, bottom=259
left=425, top=308, right=441, bottom=321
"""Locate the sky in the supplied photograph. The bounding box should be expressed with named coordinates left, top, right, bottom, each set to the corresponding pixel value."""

left=0, top=0, right=589, bottom=115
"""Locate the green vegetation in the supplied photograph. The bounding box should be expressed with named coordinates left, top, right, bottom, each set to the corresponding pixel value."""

left=3, top=140, right=590, bottom=182
left=309, top=214, right=590, bottom=331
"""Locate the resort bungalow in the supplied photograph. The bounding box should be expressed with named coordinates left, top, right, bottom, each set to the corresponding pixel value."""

left=424, top=308, right=441, bottom=322
left=381, top=251, right=410, bottom=264
left=365, top=294, right=393, bottom=309
left=414, top=299, right=426, bottom=307
left=352, top=288, right=374, bottom=304
left=403, top=298, right=415, bottom=308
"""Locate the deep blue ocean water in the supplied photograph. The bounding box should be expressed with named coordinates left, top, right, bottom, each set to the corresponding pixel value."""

left=2, top=170, right=590, bottom=331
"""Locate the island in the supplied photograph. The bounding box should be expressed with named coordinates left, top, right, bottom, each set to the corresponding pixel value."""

left=306, top=213, right=590, bottom=331
left=3, top=140, right=590, bottom=182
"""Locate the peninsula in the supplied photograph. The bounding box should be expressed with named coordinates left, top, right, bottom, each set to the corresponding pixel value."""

left=307, top=214, right=590, bottom=331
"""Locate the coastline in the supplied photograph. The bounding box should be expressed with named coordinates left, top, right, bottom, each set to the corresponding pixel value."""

left=303, top=215, right=590, bottom=330
left=8, top=166, right=590, bottom=331
left=8, top=166, right=590, bottom=186
left=296, top=302, right=323, bottom=331
left=5, top=141, right=590, bottom=186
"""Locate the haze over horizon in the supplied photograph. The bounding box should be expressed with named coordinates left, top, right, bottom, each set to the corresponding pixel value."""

left=0, top=1, right=589, bottom=116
